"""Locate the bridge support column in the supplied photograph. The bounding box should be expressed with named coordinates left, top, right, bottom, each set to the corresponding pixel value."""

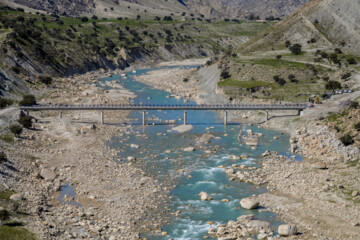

left=142, top=111, right=146, bottom=126
left=59, top=111, right=62, bottom=119
left=298, top=110, right=302, bottom=116
left=184, top=111, right=187, bottom=125
left=100, top=111, right=104, bottom=124
left=26, top=110, right=29, bottom=116
left=224, top=111, right=227, bottom=126
left=266, top=110, right=269, bottom=121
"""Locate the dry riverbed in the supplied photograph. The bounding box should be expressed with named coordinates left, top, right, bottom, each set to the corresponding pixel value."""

left=0, top=69, right=171, bottom=239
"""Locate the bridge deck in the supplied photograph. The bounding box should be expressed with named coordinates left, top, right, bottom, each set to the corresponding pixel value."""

left=21, top=104, right=307, bottom=111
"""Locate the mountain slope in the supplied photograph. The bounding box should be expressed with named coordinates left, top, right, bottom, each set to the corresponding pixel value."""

left=182, top=0, right=311, bottom=19
left=4, top=0, right=310, bottom=19
left=240, top=0, right=360, bottom=55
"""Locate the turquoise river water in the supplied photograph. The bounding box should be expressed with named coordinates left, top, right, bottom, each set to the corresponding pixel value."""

left=101, top=66, right=299, bottom=240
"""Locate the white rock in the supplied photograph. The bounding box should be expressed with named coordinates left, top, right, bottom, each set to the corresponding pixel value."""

left=199, top=191, right=212, bottom=201
left=130, top=144, right=140, bottom=149
left=225, top=168, right=235, bottom=174
left=40, top=168, right=56, bottom=181
left=240, top=198, right=259, bottom=210
left=127, top=156, right=136, bottom=161
left=10, top=193, right=24, bottom=201
left=278, top=224, right=298, bottom=236
left=183, top=147, right=195, bottom=152
left=172, top=125, right=194, bottom=133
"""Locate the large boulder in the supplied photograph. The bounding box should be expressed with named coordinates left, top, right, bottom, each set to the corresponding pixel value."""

left=183, top=147, right=196, bottom=152
left=40, top=168, right=56, bottom=181
left=278, top=224, right=298, bottom=236
left=10, top=193, right=24, bottom=201
left=198, top=133, right=215, bottom=144
left=199, top=191, right=213, bottom=201
left=240, top=198, right=260, bottom=210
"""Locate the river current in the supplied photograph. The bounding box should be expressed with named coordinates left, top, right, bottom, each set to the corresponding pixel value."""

left=102, top=65, right=295, bottom=240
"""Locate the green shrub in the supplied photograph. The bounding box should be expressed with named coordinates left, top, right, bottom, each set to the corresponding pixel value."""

left=38, top=76, right=52, bottom=85
left=220, top=71, right=231, bottom=79
left=0, top=152, right=6, bottom=164
left=9, top=125, right=23, bottom=136
left=183, top=78, right=189, bottom=83
left=19, top=95, right=36, bottom=106
left=18, top=116, right=32, bottom=129
left=340, top=134, right=354, bottom=146
left=289, top=44, right=302, bottom=55
left=354, top=122, right=360, bottom=131
left=350, top=101, right=359, bottom=109
left=0, top=98, right=12, bottom=109
left=0, top=209, right=10, bottom=221
left=325, top=81, right=341, bottom=91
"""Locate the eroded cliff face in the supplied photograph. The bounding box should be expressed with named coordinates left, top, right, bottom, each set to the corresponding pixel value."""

left=5, top=0, right=310, bottom=19
left=240, top=0, right=360, bottom=55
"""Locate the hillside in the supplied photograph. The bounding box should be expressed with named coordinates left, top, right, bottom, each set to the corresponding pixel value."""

left=0, top=5, right=272, bottom=97
left=182, top=0, right=311, bottom=19
left=4, top=0, right=310, bottom=19
left=212, top=0, right=360, bottom=103
left=240, top=0, right=360, bottom=55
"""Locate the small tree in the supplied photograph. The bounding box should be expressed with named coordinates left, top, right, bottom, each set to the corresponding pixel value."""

left=276, top=55, right=282, bottom=60
left=285, top=40, right=291, bottom=48
left=0, top=209, right=10, bottom=221
left=81, top=17, right=88, bottom=22
left=39, top=76, right=52, bottom=85
left=0, top=97, right=12, bottom=109
left=19, top=95, right=36, bottom=106
left=288, top=74, right=298, bottom=83
left=347, top=58, right=357, bottom=65
left=183, top=78, right=189, bottom=83
left=0, top=152, right=7, bottom=164
left=340, top=133, right=354, bottom=146
left=289, top=44, right=302, bottom=55
left=18, top=116, right=32, bottom=129
left=220, top=71, right=231, bottom=79
left=325, top=81, right=341, bottom=92
left=9, top=124, right=23, bottom=136
left=354, top=122, right=360, bottom=131
left=350, top=101, right=359, bottom=109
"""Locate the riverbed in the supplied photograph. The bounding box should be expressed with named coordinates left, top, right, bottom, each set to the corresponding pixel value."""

left=101, top=66, right=296, bottom=239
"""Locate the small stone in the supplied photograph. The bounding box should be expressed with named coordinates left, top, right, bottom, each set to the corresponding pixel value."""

left=161, top=232, right=168, bottom=236
left=311, top=162, right=327, bottom=169
left=278, top=224, right=298, bottom=236
left=352, top=191, right=359, bottom=197
left=130, top=144, right=140, bottom=148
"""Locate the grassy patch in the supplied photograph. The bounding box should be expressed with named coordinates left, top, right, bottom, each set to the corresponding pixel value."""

left=218, top=79, right=270, bottom=88
left=0, top=226, right=36, bottom=240
left=0, top=189, right=15, bottom=200
left=0, top=134, right=14, bottom=143
left=236, top=58, right=308, bottom=69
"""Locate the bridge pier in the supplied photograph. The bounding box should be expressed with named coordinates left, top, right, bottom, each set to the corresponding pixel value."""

left=184, top=111, right=187, bottom=125
left=142, top=110, right=146, bottom=126
left=100, top=111, right=104, bottom=124
left=224, top=111, right=227, bottom=126
left=266, top=110, right=269, bottom=121
left=26, top=110, right=29, bottom=116
left=59, top=111, right=62, bottom=119
left=298, top=110, right=302, bottom=116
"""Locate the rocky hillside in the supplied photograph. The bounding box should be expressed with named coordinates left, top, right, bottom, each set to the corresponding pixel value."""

left=0, top=5, right=272, bottom=97
left=4, top=0, right=310, bottom=19
left=182, top=0, right=311, bottom=19
left=240, top=0, right=360, bottom=55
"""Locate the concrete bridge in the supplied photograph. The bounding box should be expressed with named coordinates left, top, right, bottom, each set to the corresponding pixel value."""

left=21, top=103, right=308, bottom=125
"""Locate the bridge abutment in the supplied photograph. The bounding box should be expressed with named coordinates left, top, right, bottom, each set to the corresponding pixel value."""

left=224, top=111, right=227, bottom=126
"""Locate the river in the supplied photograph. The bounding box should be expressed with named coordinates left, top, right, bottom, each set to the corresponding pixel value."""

left=102, top=65, right=296, bottom=240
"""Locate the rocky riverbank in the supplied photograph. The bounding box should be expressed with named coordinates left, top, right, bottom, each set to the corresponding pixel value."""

left=222, top=121, right=360, bottom=239
left=0, top=69, right=171, bottom=239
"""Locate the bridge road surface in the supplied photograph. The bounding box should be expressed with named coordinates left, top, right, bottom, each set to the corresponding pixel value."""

left=20, top=104, right=308, bottom=125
